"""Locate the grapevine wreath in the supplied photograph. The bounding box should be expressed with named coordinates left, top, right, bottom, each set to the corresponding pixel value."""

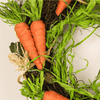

left=0, top=0, right=100, bottom=100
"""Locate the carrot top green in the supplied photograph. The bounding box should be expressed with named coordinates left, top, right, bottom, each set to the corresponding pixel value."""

left=22, top=0, right=43, bottom=22
left=0, top=0, right=26, bottom=25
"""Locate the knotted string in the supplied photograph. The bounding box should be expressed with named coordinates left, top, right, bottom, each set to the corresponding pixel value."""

left=8, top=39, right=55, bottom=84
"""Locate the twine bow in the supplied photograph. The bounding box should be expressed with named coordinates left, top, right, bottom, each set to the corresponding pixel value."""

left=8, top=41, right=55, bottom=85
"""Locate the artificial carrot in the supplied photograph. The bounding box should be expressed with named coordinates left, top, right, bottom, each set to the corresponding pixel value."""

left=15, top=22, right=43, bottom=70
left=42, top=91, right=69, bottom=100
left=56, top=0, right=71, bottom=16
left=22, top=0, right=46, bottom=67
left=0, top=1, right=43, bottom=70
left=30, top=20, right=46, bottom=65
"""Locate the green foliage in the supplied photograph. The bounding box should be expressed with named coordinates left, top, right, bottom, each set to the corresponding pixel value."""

left=75, top=59, right=89, bottom=74
left=22, top=0, right=43, bottom=22
left=20, top=71, right=44, bottom=100
left=46, top=0, right=100, bottom=48
left=96, top=0, right=100, bottom=4
left=0, top=0, right=26, bottom=25
left=52, top=70, right=100, bottom=99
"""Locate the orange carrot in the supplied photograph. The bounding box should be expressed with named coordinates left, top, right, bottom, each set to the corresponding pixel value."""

left=15, top=22, right=43, bottom=70
left=56, top=0, right=71, bottom=16
left=30, top=20, right=46, bottom=65
left=42, top=91, right=69, bottom=100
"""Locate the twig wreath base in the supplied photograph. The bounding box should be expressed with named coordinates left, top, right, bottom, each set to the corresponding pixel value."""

left=8, top=41, right=54, bottom=85
left=1, top=0, right=100, bottom=100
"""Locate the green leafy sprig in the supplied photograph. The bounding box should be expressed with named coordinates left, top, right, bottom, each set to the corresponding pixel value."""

left=22, top=0, right=43, bottom=23
left=20, top=70, right=44, bottom=100
left=0, top=0, right=26, bottom=25
left=44, top=0, right=100, bottom=99
left=46, top=0, right=100, bottom=48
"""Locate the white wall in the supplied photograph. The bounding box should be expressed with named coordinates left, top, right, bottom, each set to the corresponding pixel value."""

left=0, top=15, right=27, bottom=100
left=0, top=0, right=28, bottom=100
left=63, top=24, right=100, bottom=86
left=72, top=26, right=100, bottom=85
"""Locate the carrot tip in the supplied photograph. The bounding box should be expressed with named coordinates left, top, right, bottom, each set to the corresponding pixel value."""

left=55, top=0, right=71, bottom=16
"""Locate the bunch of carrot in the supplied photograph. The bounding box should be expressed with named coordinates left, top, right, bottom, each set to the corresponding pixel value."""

left=16, top=0, right=46, bottom=70
left=15, top=20, right=46, bottom=70
left=1, top=0, right=87, bottom=71
left=15, top=21, right=46, bottom=70
left=0, top=0, right=46, bottom=70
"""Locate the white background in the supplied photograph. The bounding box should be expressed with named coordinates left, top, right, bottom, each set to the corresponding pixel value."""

left=0, top=0, right=100, bottom=100
left=63, top=24, right=100, bottom=85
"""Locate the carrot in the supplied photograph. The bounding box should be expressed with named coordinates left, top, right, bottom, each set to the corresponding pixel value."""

left=15, top=22, right=43, bottom=70
left=0, top=1, right=43, bottom=70
left=18, top=0, right=46, bottom=67
left=30, top=20, right=46, bottom=65
left=56, top=0, right=71, bottom=16
left=42, top=91, right=69, bottom=100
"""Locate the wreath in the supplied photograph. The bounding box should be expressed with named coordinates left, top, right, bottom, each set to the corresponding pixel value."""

left=0, top=0, right=100, bottom=100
